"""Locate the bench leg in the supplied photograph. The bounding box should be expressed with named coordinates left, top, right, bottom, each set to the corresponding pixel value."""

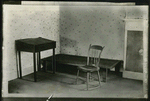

left=76, top=70, right=79, bottom=84
left=115, top=61, right=121, bottom=76
left=42, top=60, right=47, bottom=72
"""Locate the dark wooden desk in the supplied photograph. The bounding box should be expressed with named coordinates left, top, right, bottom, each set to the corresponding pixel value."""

left=15, top=37, right=56, bottom=82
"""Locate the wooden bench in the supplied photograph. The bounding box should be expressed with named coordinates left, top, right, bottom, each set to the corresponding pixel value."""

left=41, top=54, right=122, bottom=82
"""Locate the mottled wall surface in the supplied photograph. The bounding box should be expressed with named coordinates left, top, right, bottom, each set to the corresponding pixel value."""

left=59, top=6, right=148, bottom=60
left=59, top=6, right=126, bottom=60
left=3, top=5, right=60, bottom=81
left=125, top=6, right=148, bottom=19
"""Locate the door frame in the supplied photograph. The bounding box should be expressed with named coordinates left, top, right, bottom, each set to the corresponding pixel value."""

left=123, top=19, right=148, bottom=80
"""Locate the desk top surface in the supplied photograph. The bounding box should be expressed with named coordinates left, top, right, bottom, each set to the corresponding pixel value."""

left=16, top=37, right=56, bottom=45
left=15, top=37, right=56, bottom=52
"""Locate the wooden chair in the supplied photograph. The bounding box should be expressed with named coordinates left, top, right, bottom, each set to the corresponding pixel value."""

left=76, top=44, right=105, bottom=90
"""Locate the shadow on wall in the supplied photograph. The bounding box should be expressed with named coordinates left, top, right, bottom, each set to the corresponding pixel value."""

left=60, top=36, right=80, bottom=55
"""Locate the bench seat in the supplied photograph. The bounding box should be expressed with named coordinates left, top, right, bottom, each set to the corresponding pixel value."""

left=41, top=54, right=122, bottom=76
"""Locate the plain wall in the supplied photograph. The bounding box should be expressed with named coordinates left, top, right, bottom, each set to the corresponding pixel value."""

left=59, top=6, right=148, bottom=60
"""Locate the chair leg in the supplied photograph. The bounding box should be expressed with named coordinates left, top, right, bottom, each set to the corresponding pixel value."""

left=97, top=71, right=101, bottom=86
left=89, top=72, right=91, bottom=82
left=76, top=70, right=79, bottom=84
left=106, top=69, right=108, bottom=82
left=87, top=72, right=89, bottom=90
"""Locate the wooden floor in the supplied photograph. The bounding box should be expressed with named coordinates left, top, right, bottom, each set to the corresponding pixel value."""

left=8, top=70, right=143, bottom=98
left=8, top=54, right=143, bottom=98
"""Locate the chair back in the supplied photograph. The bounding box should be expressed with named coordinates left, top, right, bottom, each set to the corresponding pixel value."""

left=87, top=44, right=104, bottom=67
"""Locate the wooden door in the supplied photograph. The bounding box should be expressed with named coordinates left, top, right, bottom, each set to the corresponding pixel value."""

left=126, top=31, right=143, bottom=73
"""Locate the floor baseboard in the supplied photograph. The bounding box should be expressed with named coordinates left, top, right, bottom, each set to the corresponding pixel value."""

left=123, top=70, right=143, bottom=80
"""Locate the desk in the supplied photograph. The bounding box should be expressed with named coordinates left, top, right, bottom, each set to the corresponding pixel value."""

left=15, top=37, right=56, bottom=82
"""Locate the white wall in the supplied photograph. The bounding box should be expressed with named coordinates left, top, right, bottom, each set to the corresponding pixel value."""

left=59, top=6, right=148, bottom=60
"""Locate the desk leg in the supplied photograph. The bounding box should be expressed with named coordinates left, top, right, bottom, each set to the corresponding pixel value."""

left=37, top=52, right=41, bottom=71
left=42, top=60, right=47, bottom=72
left=52, top=48, right=55, bottom=74
left=33, top=52, right=37, bottom=82
left=15, top=50, right=19, bottom=78
left=18, top=51, right=22, bottom=79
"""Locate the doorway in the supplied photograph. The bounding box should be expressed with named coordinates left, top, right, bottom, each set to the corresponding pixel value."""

left=126, top=31, right=143, bottom=73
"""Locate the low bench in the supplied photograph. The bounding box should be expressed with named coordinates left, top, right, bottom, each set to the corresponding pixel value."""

left=41, top=54, right=123, bottom=82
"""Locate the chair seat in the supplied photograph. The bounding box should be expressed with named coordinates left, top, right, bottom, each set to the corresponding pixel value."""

left=77, top=65, right=100, bottom=72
